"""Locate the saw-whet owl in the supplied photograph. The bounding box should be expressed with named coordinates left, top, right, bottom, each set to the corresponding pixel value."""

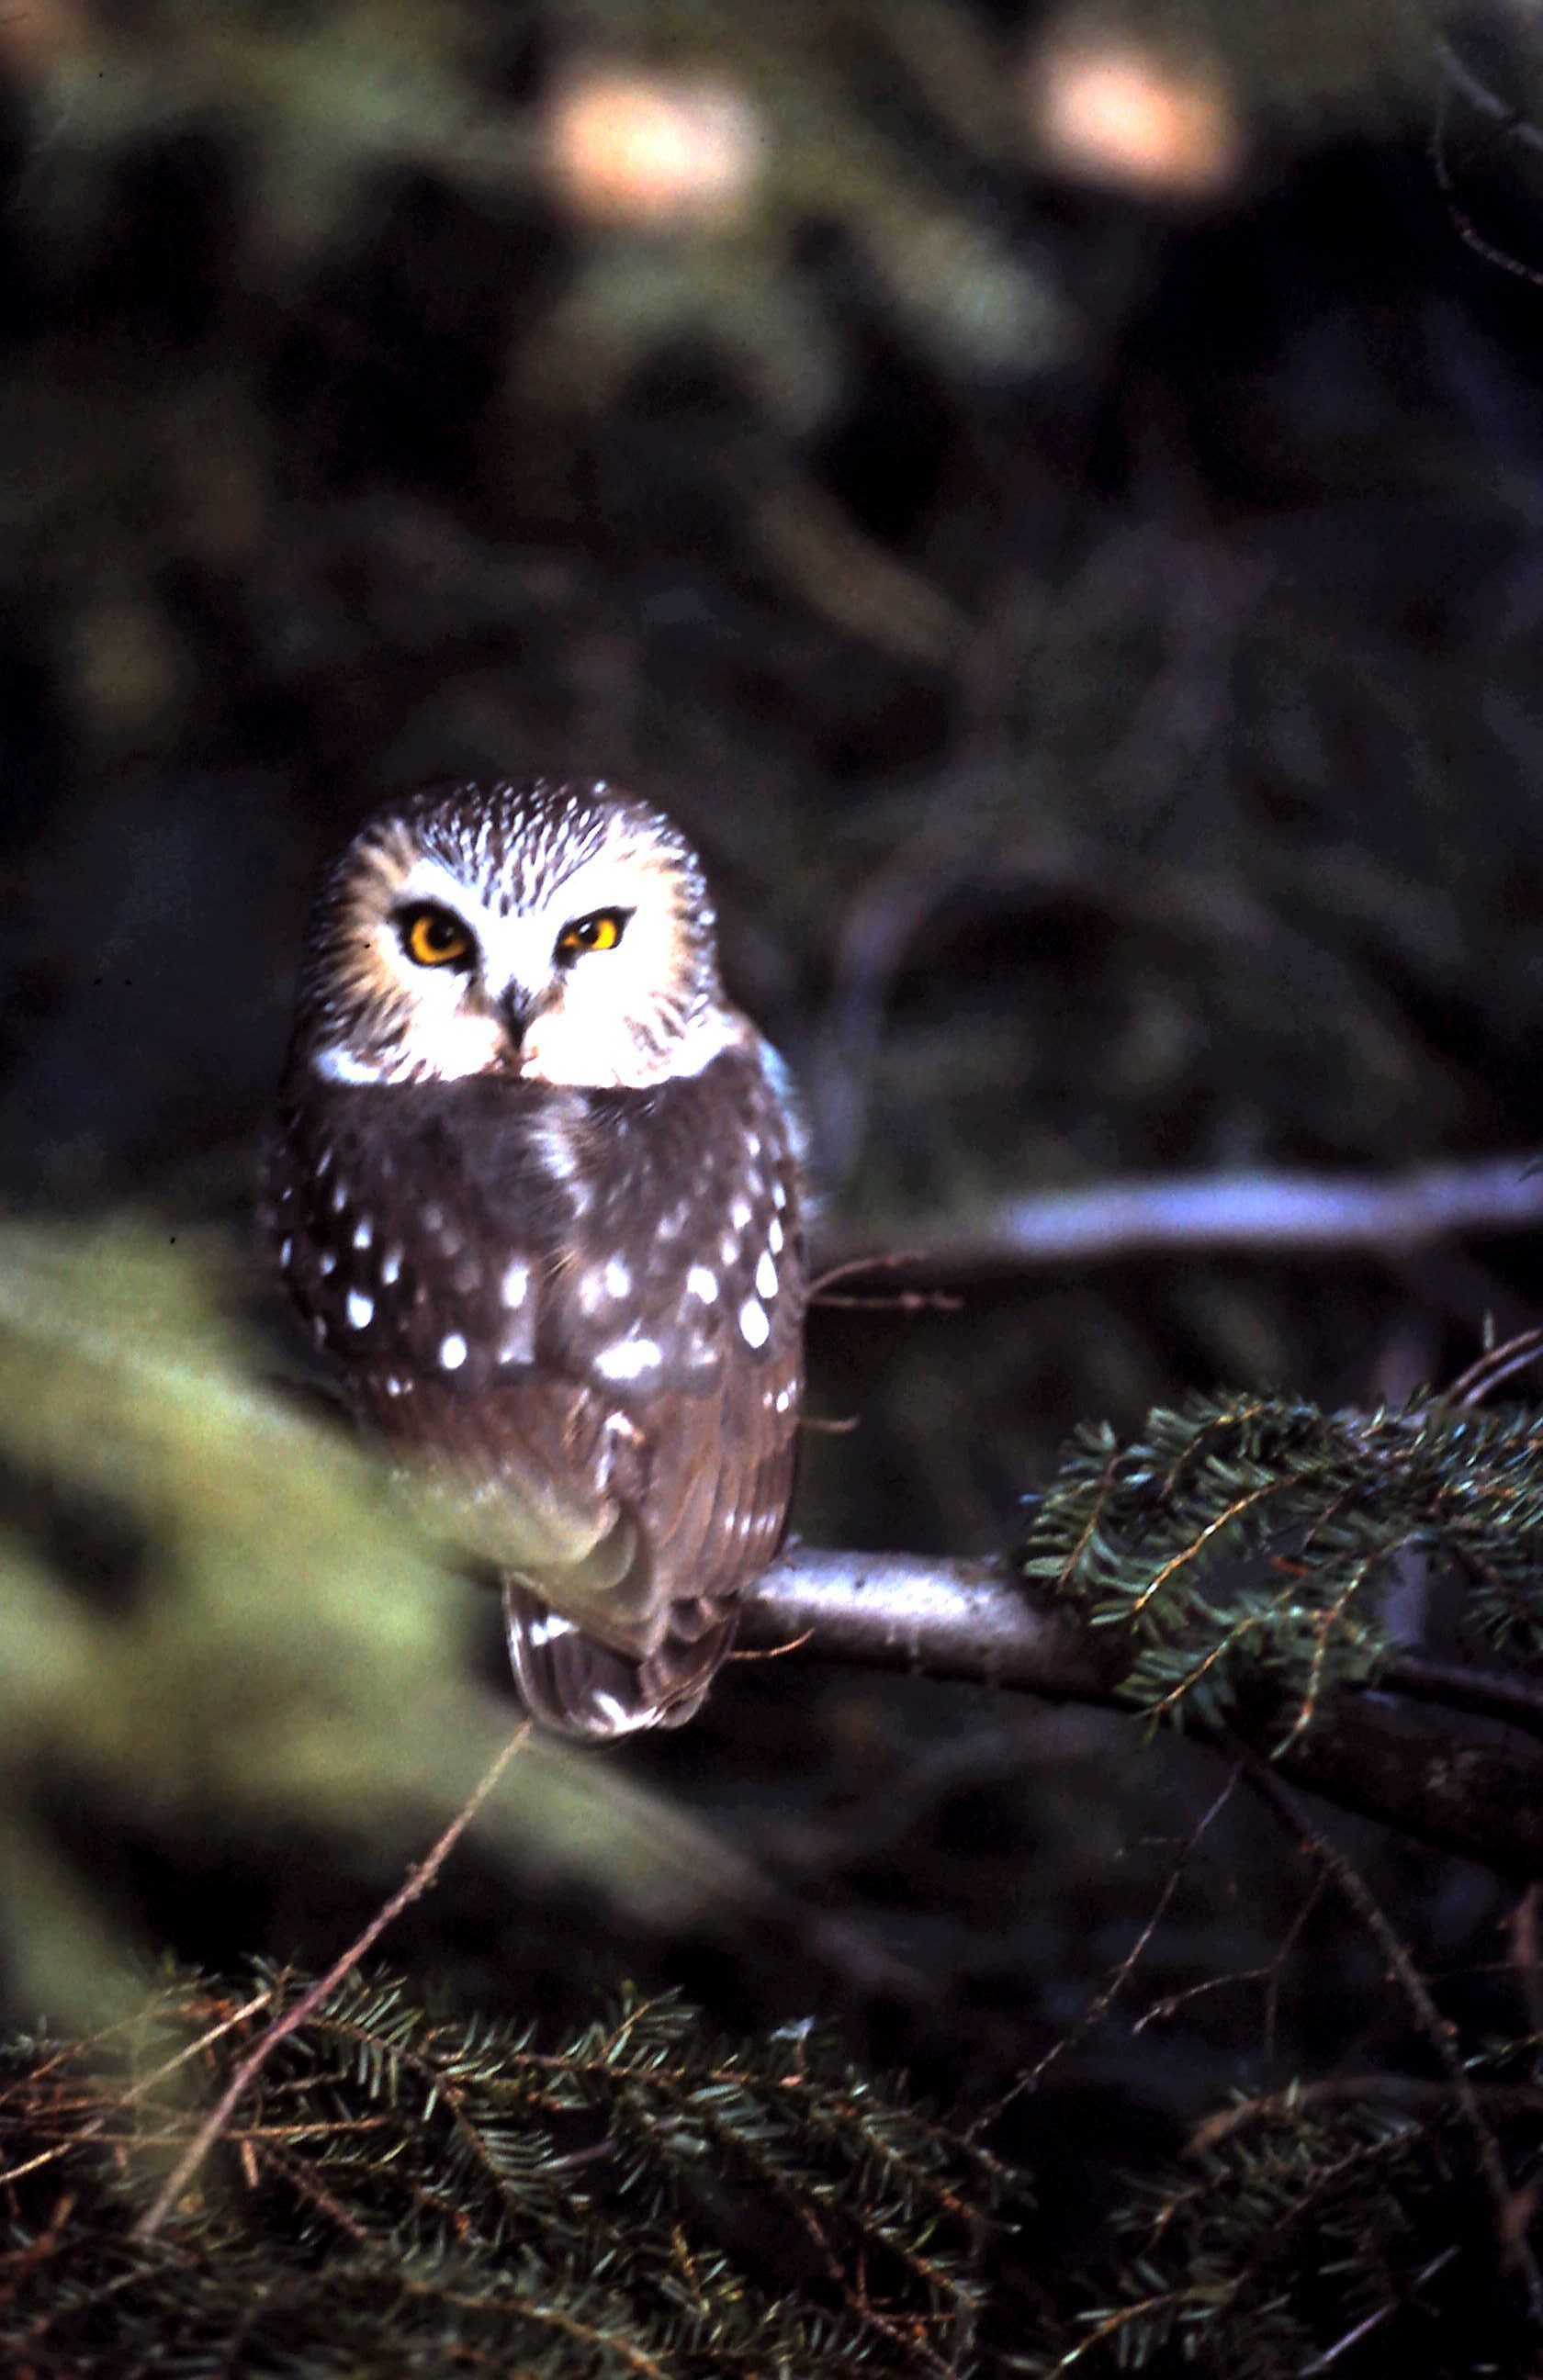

left=265, top=778, right=806, bottom=1739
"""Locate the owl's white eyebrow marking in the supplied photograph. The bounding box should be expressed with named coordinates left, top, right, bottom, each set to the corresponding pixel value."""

left=438, top=1331, right=468, bottom=1371
left=501, top=1258, right=530, bottom=1306
left=738, top=1297, right=770, bottom=1349
left=686, top=1263, right=718, bottom=1303
left=380, top=1247, right=402, bottom=1285
left=353, top=1218, right=373, bottom=1251
left=767, top=1215, right=784, bottom=1253
left=312, top=1043, right=391, bottom=1086
left=593, top=1336, right=661, bottom=1381
left=528, top=1611, right=577, bottom=1645
left=755, top=1251, right=779, bottom=1299
left=346, top=1290, right=375, bottom=1330
left=591, top=1691, right=631, bottom=1731
left=603, top=1257, right=631, bottom=1298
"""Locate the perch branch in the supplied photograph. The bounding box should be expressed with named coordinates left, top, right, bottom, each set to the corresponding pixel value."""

left=740, top=1550, right=1543, bottom=1878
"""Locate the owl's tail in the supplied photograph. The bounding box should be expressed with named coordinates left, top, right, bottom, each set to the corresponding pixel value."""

left=502, top=1579, right=735, bottom=1739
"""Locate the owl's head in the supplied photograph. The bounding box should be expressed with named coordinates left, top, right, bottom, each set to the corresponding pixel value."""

left=294, top=780, right=737, bottom=1091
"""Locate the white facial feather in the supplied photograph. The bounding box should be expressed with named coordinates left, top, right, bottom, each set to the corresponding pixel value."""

left=320, top=791, right=736, bottom=1092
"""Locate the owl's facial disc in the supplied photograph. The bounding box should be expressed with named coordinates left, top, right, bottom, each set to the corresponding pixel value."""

left=319, top=803, right=737, bottom=1091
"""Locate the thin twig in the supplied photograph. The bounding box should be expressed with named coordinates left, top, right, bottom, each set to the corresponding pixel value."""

left=1233, top=1740, right=1543, bottom=2327
left=979, top=1764, right=1243, bottom=2127
left=133, top=1723, right=531, bottom=2240
left=1447, top=1327, right=1543, bottom=1409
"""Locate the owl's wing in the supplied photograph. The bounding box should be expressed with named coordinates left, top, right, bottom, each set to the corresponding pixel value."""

left=503, top=1227, right=805, bottom=1735
left=502, top=1050, right=806, bottom=1737
left=269, top=1051, right=806, bottom=1739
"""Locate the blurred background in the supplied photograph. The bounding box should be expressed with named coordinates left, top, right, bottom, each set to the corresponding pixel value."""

left=4, top=0, right=1543, bottom=2349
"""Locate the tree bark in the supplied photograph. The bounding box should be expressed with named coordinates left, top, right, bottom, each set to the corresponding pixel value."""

left=739, top=1547, right=1543, bottom=1879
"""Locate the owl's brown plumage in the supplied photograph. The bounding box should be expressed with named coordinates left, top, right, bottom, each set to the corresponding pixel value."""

left=265, top=779, right=806, bottom=1738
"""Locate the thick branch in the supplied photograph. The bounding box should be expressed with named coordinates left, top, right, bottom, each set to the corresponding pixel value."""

left=817, top=1153, right=1543, bottom=1277
left=740, top=1549, right=1543, bottom=1879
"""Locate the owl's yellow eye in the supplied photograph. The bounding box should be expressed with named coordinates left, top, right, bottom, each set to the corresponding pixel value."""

left=555, top=907, right=629, bottom=960
left=400, top=904, right=474, bottom=969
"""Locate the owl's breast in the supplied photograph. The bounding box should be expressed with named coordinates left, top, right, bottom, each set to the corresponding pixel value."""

left=265, top=1045, right=804, bottom=1411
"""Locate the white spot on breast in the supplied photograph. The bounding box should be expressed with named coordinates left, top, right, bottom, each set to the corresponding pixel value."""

left=279, top=1238, right=293, bottom=1268
left=775, top=1385, right=794, bottom=1412
left=353, top=1218, right=373, bottom=1252
left=528, top=1611, right=578, bottom=1647
left=744, top=1130, right=762, bottom=1161
left=591, top=1690, right=631, bottom=1732
left=755, top=1250, right=779, bottom=1300
left=730, top=1196, right=752, bottom=1230
left=346, top=1289, right=375, bottom=1330
left=768, top=1216, right=784, bottom=1254
left=423, top=1203, right=444, bottom=1233
left=687, top=1263, right=718, bottom=1304
left=319, top=1251, right=336, bottom=1276
left=501, top=1258, right=530, bottom=1307
left=594, top=1336, right=661, bottom=1382
left=331, top=1180, right=349, bottom=1214
left=720, top=1232, right=738, bottom=1267
left=380, top=1247, right=402, bottom=1286
left=738, top=1297, right=770, bottom=1349
left=439, top=1331, right=468, bottom=1371
left=603, top=1256, right=632, bottom=1298
left=579, top=1272, right=605, bottom=1316
left=772, top=1178, right=788, bottom=1210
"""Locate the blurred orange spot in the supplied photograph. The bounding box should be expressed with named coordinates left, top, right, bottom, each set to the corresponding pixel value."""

left=547, top=67, right=766, bottom=230
left=0, top=0, right=90, bottom=78
left=1030, top=33, right=1242, bottom=199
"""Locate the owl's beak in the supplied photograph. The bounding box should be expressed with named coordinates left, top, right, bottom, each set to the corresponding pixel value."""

left=499, top=985, right=534, bottom=1055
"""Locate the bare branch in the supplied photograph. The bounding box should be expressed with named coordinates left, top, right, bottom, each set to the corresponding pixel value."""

left=134, top=1723, right=532, bottom=2240
left=740, top=1549, right=1543, bottom=1877
left=816, top=1153, right=1543, bottom=1278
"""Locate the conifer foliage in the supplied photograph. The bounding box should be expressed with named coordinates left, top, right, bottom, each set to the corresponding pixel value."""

left=0, top=1968, right=1008, bottom=2378
left=1022, top=1390, right=1543, bottom=1743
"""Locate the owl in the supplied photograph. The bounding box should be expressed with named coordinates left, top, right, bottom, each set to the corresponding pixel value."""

left=265, top=778, right=806, bottom=1739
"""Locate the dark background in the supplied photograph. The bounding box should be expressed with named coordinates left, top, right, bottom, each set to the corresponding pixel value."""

left=3, top=0, right=1543, bottom=2352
